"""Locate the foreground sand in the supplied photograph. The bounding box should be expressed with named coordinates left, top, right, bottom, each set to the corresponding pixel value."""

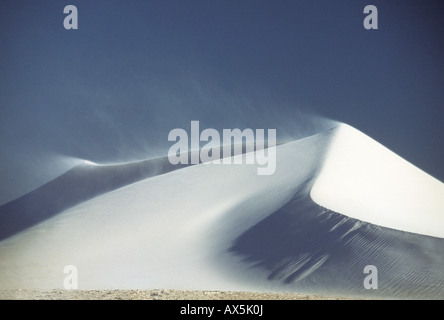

left=0, top=289, right=358, bottom=300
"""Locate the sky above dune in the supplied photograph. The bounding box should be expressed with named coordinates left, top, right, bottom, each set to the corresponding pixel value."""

left=0, top=0, right=443, bottom=203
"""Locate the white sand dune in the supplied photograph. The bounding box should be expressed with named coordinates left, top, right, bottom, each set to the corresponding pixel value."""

left=0, top=123, right=443, bottom=299
left=311, top=124, right=444, bottom=238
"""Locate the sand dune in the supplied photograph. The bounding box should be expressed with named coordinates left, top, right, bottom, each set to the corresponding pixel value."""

left=0, top=124, right=443, bottom=299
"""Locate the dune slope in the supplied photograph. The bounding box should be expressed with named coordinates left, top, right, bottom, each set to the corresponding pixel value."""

left=0, top=124, right=443, bottom=299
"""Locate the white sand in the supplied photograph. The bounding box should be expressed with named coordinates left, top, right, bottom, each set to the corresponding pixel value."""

left=311, top=124, right=444, bottom=238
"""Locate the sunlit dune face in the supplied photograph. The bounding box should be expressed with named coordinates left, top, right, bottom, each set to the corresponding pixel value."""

left=311, top=124, right=444, bottom=238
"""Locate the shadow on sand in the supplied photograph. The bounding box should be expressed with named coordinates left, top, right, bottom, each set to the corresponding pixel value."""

left=230, top=187, right=444, bottom=298
left=0, top=156, right=189, bottom=241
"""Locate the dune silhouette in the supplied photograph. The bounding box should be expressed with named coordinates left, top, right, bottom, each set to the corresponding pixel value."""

left=0, top=143, right=273, bottom=241
left=0, top=156, right=187, bottom=241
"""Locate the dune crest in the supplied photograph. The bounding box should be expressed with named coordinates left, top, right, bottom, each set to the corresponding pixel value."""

left=311, top=124, right=444, bottom=238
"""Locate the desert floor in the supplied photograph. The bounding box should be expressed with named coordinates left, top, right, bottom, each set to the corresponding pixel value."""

left=0, top=288, right=359, bottom=300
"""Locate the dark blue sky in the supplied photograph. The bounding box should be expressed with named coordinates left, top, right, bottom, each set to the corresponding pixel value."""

left=1, top=0, right=443, bottom=203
